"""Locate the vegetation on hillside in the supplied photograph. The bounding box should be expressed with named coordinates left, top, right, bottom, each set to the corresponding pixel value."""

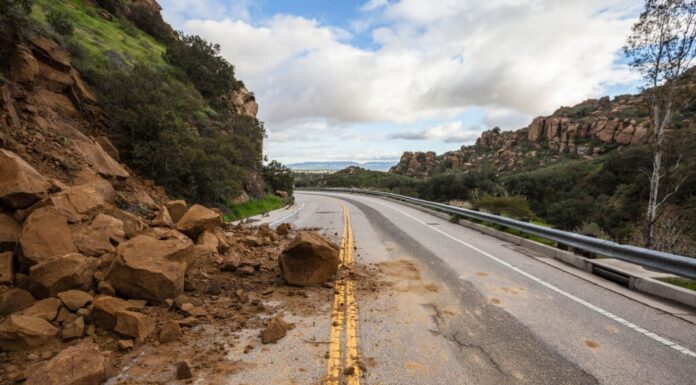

left=14, top=0, right=268, bottom=207
left=224, top=195, right=285, bottom=221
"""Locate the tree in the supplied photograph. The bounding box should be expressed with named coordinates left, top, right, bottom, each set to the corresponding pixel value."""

left=625, top=0, right=696, bottom=248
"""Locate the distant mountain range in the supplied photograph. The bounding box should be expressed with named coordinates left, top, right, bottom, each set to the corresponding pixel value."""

left=287, top=161, right=396, bottom=172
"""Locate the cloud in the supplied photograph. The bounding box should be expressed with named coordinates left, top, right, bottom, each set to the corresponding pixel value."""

left=172, top=0, right=642, bottom=161
left=160, top=0, right=251, bottom=28
left=389, top=121, right=483, bottom=143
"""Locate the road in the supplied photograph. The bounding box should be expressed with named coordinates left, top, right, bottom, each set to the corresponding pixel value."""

left=246, top=191, right=696, bottom=385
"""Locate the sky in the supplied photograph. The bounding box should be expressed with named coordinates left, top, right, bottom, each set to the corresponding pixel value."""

left=159, top=0, right=645, bottom=164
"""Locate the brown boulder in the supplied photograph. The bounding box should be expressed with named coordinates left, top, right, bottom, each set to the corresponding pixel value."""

left=151, top=206, right=175, bottom=228
left=220, top=250, right=241, bottom=271
left=166, top=200, right=187, bottom=223
left=107, top=235, right=192, bottom=304
left=159, top=319, right=183, bottom=343
left=276, top=223, right=292, bottom=236
left=176, top=204, right=222, bottom=238
left=74, top=214, right=125, bottom=257
left=61, top=316, right=85, bottom=341
left=0, top=149, right=51, bottom=209
left=28, top=253, right=97, bottom=298
left=103, top=207, right=148, bottom=238
left=0, top=288, right=36, bottom=315
left=57, top=290, right=94, bottom=311
left=114, top=310, right=155, bottom=342
left=19, top=206, right=78, bottom=266
left=176, top=360, right=193, bottom=379
left=0, top=314, right=59, bottom=350
left=24, top=342, right=109, bottom=385
left=58, top=184, right=108, bottom=216
left=261, top=316, right=289, bottom=344
left=0, top=213, right=21, bottom=252
left=95, top=136, right=119, bottom=161
left=19, top=298, right=62, bottom=321
left=72, top=137, right=129, bottom=179
left=90, top=296, right=130, bottom=330
left=278, top=232, right=340, bottom=286
left=0, top=251, right=13, bottom=284
left=9, top=45, right=39, bottom=83
left=196, top=230, right=220, bottom=254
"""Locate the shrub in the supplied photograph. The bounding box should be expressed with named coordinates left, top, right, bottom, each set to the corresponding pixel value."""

left=127, top=3, right=172, bottom=42
left=0, top=0, right=34, bottom=68
left=96, top=0, right=124, bottom=14
left=263, top=160, right=294, bottom=196
left=473, top=195, right=534, bottom=220
left=46, top=10, right=74, bottom=36
left=164, top=33, right=240, bottom=108
left=90, top=65, right=250, bottom=206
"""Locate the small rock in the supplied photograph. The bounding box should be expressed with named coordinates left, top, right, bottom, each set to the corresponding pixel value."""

left=176, top=360, right=193, bottom=379
left=237, top=265, right=256, bottom=276
left=0, top=251, right=13, bottom=284
left=165, top=200, right=187, bottom=224
left=276, top=223, right=291, bottom=236
left=117, top=339, right=134, bottom=351
left=114, top=311, right=155, bottom=342
left=97, top=281, right=116, bottom=296
left=61, top=316, right=85, bottom=341
left=159, top=320, right=182, bottom=343
left=57, top=290, right=94, bottom=311
left=260, top=316, right=288, bottom=344
left=0, top=288, right=36, bottom=315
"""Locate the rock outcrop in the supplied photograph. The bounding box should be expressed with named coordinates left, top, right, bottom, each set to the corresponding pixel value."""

left=390, top=84, right=679, bottom=177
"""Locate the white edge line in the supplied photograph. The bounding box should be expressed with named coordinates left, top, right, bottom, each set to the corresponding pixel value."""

left=352, top=195, right=696, bottom=359
left=270, top=202, right=306, bottom=227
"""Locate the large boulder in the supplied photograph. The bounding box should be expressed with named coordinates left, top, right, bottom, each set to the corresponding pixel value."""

left=278, top=231, right=340, bottom=286
left=24, top=342, right=110, bottom=385
left=166, top=200, right=187, bottom=223
left=114, top=310, right=155, bottom=342
left=0, top=149, right=51, bottom=209
left=0, top=314, right=59, bottom=350
left=73, top=214, right=125, bottom=257
left=91, top=295, right=130, bottom=330
left=103, top=207, right=148, bottom=238
left=28, top=253, right=97, bottom=298
left=19, top=298, right=62, bottom=321
left=0, top=288, right=36, bottom=315
left=176, top=204, right=222, bottom=238
left=0, top=213, right=21, bottom=252
left=57, top=290, right=93, bottom=311
left=57, top=183, right=109, bottom=216
left=19, top=206, right=77, bottom=266
left=107, top=235, right=192, bottom=304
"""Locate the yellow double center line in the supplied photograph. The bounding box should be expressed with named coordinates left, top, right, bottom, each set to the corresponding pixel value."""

left=326, top=205, right=362, bottom=385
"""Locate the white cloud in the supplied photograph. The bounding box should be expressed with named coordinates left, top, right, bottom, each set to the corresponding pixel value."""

left=172, top=0, right=642, bottom=161
left=389, top=121, right=483, bottom=143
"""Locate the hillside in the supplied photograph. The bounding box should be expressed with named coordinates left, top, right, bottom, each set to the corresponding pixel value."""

left=1, top=0, right=267, bottom=209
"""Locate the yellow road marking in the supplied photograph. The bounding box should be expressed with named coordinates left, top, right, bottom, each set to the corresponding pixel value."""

left=326, top=205, right=362, bottom=385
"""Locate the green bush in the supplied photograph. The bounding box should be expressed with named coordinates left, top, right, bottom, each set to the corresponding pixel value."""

left=473, top=195, right=534, bottom=220
left=91, top=65, right=250, bottom=206
left=127, top=3, right=172, bottom=42
left=164, top=33, right=240, bottom=108
left=0, top=0, right=34, bottom=68
left=263, top=160, right=294, bottom=196
left=46, top=10, right=74, bottom=35
left=95, top=0, right=123, bottom=14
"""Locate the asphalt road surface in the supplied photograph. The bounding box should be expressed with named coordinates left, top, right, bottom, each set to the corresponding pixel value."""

left=244, top=191, right=696, bottom=385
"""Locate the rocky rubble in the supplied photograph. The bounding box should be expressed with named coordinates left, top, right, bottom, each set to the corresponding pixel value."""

left=0, top=144, right=346, bottom=384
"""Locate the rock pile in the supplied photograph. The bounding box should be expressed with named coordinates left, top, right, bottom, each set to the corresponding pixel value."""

left=0, top=147, right=307, bottom=383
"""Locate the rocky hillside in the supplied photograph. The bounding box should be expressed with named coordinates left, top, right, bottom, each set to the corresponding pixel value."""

left=391, top=69, right=696, bottom=178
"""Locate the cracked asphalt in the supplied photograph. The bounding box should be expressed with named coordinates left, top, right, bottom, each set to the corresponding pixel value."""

left=254, top=192, right=696, bottom=384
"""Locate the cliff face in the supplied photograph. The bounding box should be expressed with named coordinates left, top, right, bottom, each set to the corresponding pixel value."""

left=390, top=80, right=693, bottom=178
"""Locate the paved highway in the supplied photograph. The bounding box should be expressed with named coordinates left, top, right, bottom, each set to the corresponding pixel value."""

left=250, top=191, right=696, bottom=384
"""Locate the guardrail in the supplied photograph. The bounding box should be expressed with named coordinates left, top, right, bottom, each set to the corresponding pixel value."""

left=299, top=187, right=696, bottom=281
